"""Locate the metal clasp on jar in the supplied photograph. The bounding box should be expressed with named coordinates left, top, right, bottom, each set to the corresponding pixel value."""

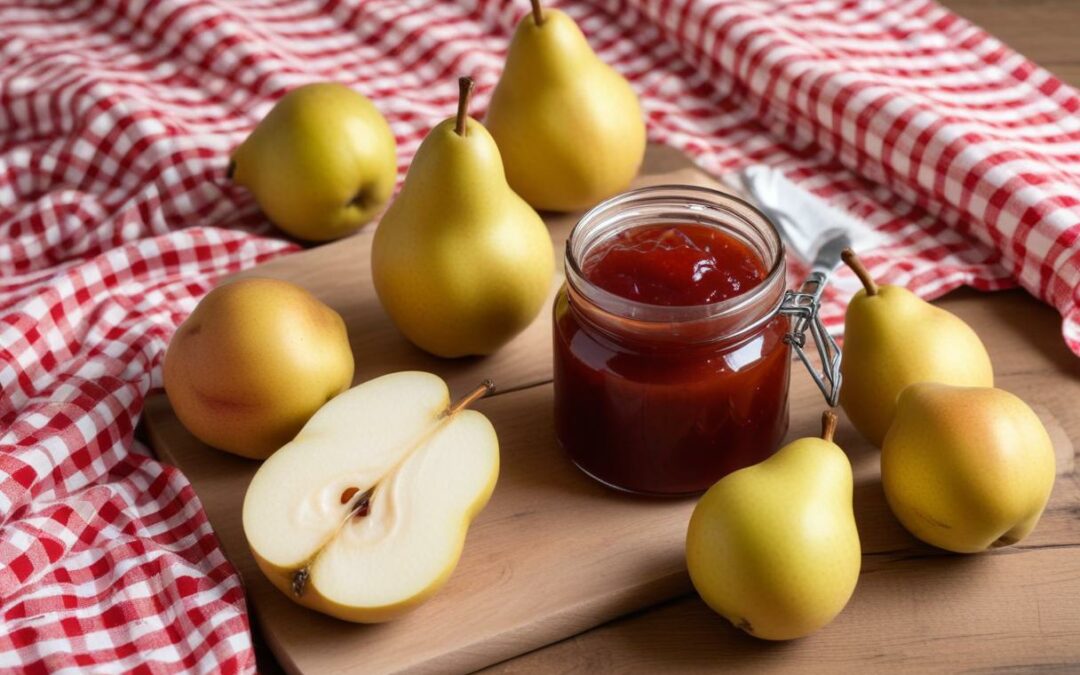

left=779, top=269, right=842, bottom=406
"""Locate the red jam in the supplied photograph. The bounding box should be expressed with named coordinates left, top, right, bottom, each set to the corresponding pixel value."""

left=554, top=222, right=790, bottom=496
left=582, top=224, right=767, bottom=305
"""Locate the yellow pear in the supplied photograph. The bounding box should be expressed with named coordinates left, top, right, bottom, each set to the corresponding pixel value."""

left=839, top=249, right=993, bottom=446
left=164, top=277, right=354, bottom=459
left=371, top=77, right=554, bottom=358
left=882, top=383, right=1055, bottom=553
left=243, top=372, right=499, bottom=622
left=231, top=82, right=397, bottom=242
left=485, top=0, right=646, bottom=212
left=686, top=412, right=861, bottom=641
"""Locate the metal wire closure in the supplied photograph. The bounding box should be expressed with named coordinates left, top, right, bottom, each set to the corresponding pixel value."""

left=780, top=270, right=842, bottom=407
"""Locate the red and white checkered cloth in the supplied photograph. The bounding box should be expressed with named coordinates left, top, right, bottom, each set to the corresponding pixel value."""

left=2, top=0, right=1078, bottom=671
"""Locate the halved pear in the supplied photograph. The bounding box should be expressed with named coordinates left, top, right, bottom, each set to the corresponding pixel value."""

left=242, top=371, right=499, bottom=622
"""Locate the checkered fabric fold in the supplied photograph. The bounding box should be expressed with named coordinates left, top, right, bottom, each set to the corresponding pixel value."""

left=2, top=0, right=1078, bottom=671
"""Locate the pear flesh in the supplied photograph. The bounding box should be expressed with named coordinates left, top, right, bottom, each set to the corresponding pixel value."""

left=686, top=413, right=861, bottom=640
left=372, top=78, right=554, bottom=358
left=486, top=7, right=646, bottom=212
left=882, top=383, right=1055, bottom=554
left=839, top=250, right=993, bottom=446
left=242, top=372, right=499, bottom=623
left=231, top=82, right=398, bottom=242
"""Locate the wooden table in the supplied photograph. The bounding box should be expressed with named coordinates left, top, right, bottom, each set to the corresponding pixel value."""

left=485, top=2, right=1080, bottom=671
left=147, top=1, right=1080, bottom=672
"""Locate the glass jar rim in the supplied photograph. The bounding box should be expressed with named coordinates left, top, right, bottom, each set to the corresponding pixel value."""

left=564, top=184, right=787, bottom=326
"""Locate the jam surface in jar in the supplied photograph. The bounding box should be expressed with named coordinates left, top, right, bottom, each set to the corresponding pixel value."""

left=582, top=223, right=767, bottom=305
left=554, top=221, right=790, bottom=496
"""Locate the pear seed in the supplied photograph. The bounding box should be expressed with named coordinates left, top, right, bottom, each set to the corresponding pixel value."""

left=291, top=567, right=309, bottom=597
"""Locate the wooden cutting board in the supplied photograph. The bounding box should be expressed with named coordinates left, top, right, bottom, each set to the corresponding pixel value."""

left=143, top=145, right=1078, bottom=674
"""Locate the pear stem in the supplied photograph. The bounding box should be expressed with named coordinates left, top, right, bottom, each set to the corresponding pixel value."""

left=821, top=411, right=838, bottom=443
left=841, top=248, right=878, bottom=296
left=447, top=379, right=495, bottom=417
left=530, top=0, right=544, bottom=25
left=455, top=76, right=474, bottom=137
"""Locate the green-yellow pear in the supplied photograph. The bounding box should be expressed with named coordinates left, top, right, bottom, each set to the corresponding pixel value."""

left=231, top=82, right=397, bottom=242
left=686, top=412, right=861, bottom=641
left=839, top=249, right=993, bottom=446
left=882, top=383, right=1056, bottom=554
left=243, top=372, right=499, bottom=622
left=485, top=0, right=646, bottom=212
left=164, top=277, right=355, bottom=459
left=371, top=77, right=554, bottom=358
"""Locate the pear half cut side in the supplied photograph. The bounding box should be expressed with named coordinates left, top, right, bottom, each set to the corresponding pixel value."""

left=242, top=371, right=500, bottom=623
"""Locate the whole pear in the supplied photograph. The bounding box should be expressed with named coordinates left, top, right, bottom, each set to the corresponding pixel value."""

left=371, top=77, right=554, bottom=358
left=686, top=412, right=861, bottom=641
left=164, top=277, right=354, bottom=459
left=231, top=83, right=397, bottom=242
left=882, top=383, right=1055, bottom=553
left=839, top=249, right=993, bottom=446
left=485, top=1, right=646, bottom=212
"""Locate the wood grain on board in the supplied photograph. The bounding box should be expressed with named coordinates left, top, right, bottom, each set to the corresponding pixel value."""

left=144, top=0, right=1080, bottom=671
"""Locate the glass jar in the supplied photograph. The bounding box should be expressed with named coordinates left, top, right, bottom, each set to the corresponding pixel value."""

left=553, top=185, right=835, bottom=497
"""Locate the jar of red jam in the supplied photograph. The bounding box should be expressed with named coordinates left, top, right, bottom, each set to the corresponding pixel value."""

left=553, top=185, right=838, bottom=496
